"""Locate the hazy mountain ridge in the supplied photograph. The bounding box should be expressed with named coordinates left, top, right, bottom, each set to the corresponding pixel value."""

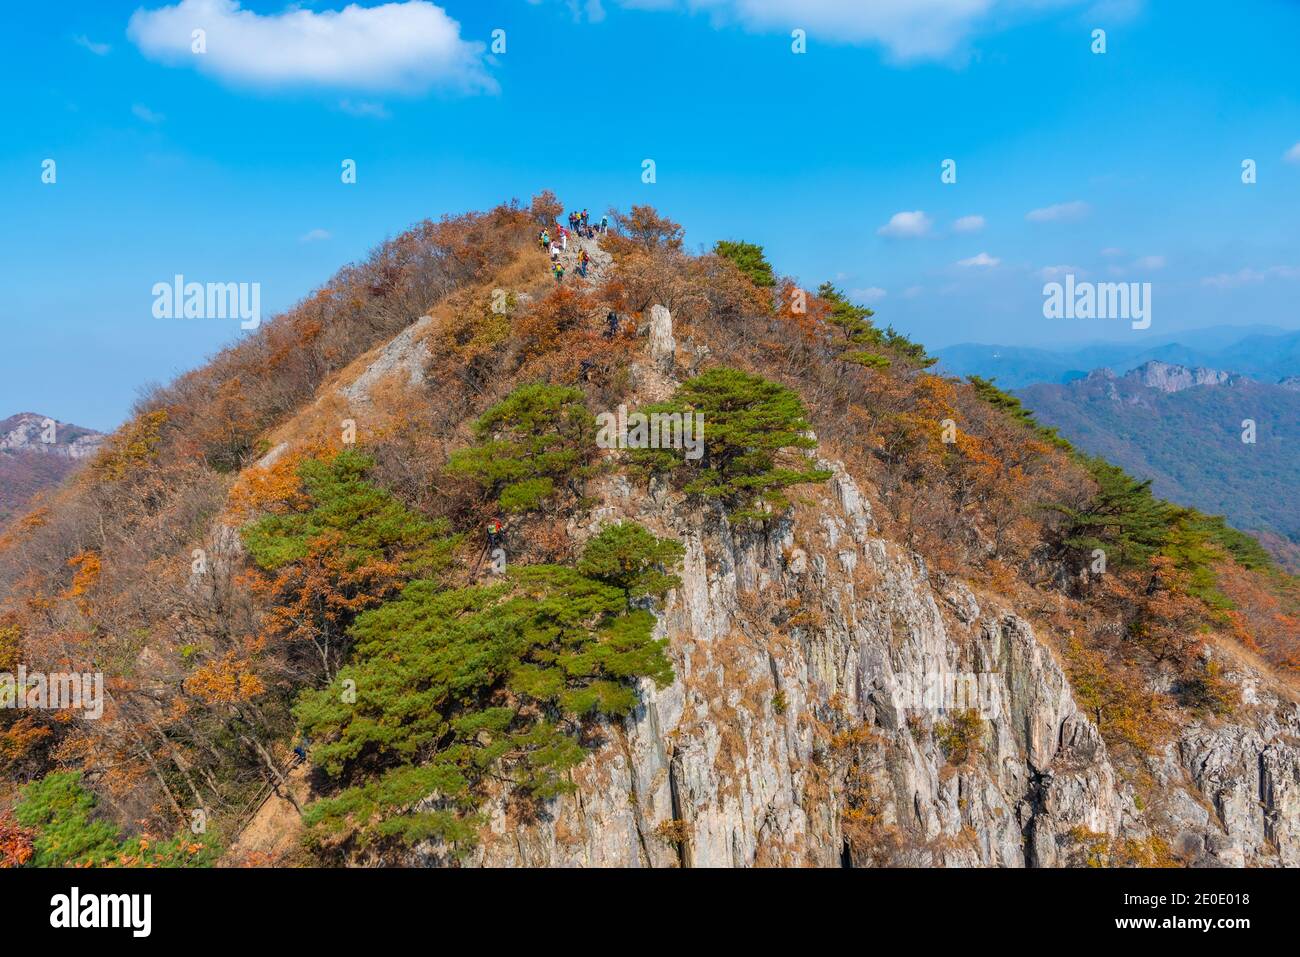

left=0, top=413, right=103, bottom=525
left=1017, top=363, right=1300, bottom=568
left=937, top=326, right=1300, bottom=389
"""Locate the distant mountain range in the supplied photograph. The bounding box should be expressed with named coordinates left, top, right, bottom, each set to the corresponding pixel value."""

left=1016, top=362, right=1300, bottom=569
left=936, top=325, right=1300, bottom=390
left=0, top=413, right=103, bottom=525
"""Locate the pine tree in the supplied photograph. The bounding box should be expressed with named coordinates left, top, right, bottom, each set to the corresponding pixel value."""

left=1051, top=457, right=1172, bottom=569
left=295, top=522, right=681, bottom=852
left=445, top=383, right=596, bottom=513
left=14, top=772, right=216, bottom=867
left=967, top=375, right=1072, bottom=449
left=816, top=283, right=935, bottom=368
left=714, top=240, right=776, bottom=288
left=241, top=449, right=457, bottom=679
left=632, top=368, right=831, bottom=522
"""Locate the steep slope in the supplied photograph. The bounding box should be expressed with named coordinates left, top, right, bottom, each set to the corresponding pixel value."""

left=2, top=198, right=1297, bottom=869
left=406, top=310, right=1299, bottom=868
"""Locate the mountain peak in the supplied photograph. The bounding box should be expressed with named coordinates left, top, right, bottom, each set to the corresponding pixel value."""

left=0, top=412, right=104, bottom=459
left=1124, top=359, right=1236, bottom=393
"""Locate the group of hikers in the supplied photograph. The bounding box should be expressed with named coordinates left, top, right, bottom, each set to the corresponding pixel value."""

left=568, top=208, right=607, bottom=238
left=537, top=207, right=609, bottom=284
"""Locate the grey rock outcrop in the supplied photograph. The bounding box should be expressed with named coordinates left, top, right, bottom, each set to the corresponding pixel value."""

left=648, top=304, right=676, bottom=371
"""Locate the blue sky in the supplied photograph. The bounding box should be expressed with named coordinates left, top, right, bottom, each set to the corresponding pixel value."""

left=2, top=0, right=1298, bottom=430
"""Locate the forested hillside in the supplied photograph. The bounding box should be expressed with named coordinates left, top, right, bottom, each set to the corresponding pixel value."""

left=1, top=197, right=1297, bottom=868
left=1018, top=365, right=1300, bottom=570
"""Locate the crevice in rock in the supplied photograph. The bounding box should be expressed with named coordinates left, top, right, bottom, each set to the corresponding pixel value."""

left=616, top=726, right=653, bottom=868
left=668, top=746, right=692, bottom=869
left=1259, top=750, right=1279, bottom=851
left=1020, top=768, right=1050, bottom=868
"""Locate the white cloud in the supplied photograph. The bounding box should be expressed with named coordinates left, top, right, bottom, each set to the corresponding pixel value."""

left=132, top=103, right=165, bottom=124
left=877, top=210, right=932, bottom=238
left=618, top=0, right=1077, bottom=61
left=300, top=228, right=332, bottom=243
left=128, top=0, right=494, bottom=95
left=1025, top=200, right=1090, bottom=223
left=952, top=214, right=985, bottom=233
left=1038, top=264, right=1081, bottom=280
left=902, top=285, right=924, bottom=299
left=851, top=286, right=888, bottom=302
left=1285, top=142, right=1300, bottom=164
left=957, top=252, right=999, bottom=267
left=1100, top=246, right=1125, bottom=258
left=73, top=34, right=111, bottom=55
left=339, top=99, right=391, bottom=119
left=1202, top=266, right=1300, bottom=289
left=1134, top=255, right=1165, bottom=270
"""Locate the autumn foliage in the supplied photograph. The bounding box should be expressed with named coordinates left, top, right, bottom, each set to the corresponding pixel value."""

left=0, top=194, right=1294, bottom=867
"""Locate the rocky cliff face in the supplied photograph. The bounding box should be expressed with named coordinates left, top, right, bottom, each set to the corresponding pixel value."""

left=1129, top=361, right=1236, bottom=394
left=393, top=311, right=1300, bottom=869
left=0, top=413, right=104, bottom=524
left=0, top=413, right=103, bottom=459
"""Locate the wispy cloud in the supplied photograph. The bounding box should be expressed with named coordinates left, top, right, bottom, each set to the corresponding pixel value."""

left=128, top=0, right=495, bottom=95
left=851, top=286, right=887, bottom=303
left=1285, top=142, right=1300, bottom=164
left=1039, top=264, right=1082, bottom=280
left=73, top=34, right=111, bottom=56
left=957, top=252, right=1000, bottom=268
left=1134, top=255, right=1166, bottom=270
left=877, top=210, right=932, bottom=238
left=610, top=0, right=1096, bottom=61
left=1202, top=266, right=1300, bottom=289
left=300, top=228, right=332, bottom=243
left=1026, top=200, right=1090, bottom=223
left=339, top=99, right=391, bottom=119
left=132, top=103, right=165, bottom=124
left=952, top=214, right=985, bottom=233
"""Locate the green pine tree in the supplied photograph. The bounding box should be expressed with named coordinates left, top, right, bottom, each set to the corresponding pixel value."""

left=817, top=282, right=936, bottom=368
left=445, top=383, right=597, bottom=513
left=714, top=240, right=777, bottom=288
left=294, top=522, right=681, bottom=853
left=14, top=771, right=218, bottom=867
left=242, top=448, right=456, bottom=575
left=631, top=367, right=831, bottom=522
left=1050, top=457, right=1172, bottom=569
